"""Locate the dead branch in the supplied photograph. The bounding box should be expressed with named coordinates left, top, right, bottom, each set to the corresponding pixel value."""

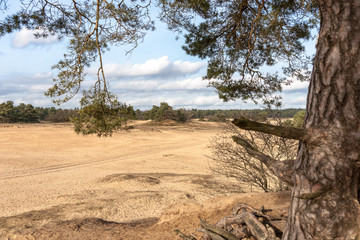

left=266, top=224, right=277, bottom=240
left=232, top=118, right=307, bottom=141
left=232, top=136, right=294, bottom=186
left=243, top=211, right=271, bottom=240
left=233, top=203, right=286, bottom=221
left=197, top=228, right=227, bottom=240
left=174, top=229, right=198, bottom=240
left=200, top=218, right=239, bottom=240
left=191, top=204, right=286, bottom=240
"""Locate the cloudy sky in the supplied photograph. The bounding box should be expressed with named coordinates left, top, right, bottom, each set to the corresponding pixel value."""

left=0, top=10, right=314, bottom=110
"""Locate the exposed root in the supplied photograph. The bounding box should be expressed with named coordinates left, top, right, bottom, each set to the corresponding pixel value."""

left=175, top=203, right=287, bottom=240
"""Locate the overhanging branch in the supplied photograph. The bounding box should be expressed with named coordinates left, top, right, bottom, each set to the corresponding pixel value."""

left=232, top=136, right=294, bottom=186
left=232, top=118, right=307, bottom=140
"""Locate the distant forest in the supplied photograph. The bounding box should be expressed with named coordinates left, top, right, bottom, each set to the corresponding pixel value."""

left=0, top=100, right=304, bottom=123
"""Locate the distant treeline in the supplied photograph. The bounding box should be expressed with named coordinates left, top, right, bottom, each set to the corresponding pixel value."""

left=0, top=100, right=304, bottom=123
left=0, top=101, right=77, bottom=123
left=137, top=103, right=304, bottom=122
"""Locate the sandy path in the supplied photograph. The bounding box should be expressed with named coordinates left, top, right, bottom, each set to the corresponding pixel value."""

left=0, top=121, right=239, bottom=224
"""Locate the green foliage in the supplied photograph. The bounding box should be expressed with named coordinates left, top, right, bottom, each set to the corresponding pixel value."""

left=0, top=101, right=39, bottom=123
left=0, top=99, right=303, bottom=126
left=184, top=108, right=304, bottom=121
left=155, top=102, right=175, bottom=121
left=124, top=105, right=137, bottom=120
left=292, top=110, right=306, bottom=128
left=179, top=0, right=318, bottom=103
left=71, top=90, right=130, bottom=137
left=142, top=102, right=190, bottom=123
left=145, top=105, right=160, bottom=120
left=0, top=101, right=78, bottom=123
left=209, top=112, right=227, bottom=122
left=0, top=101, right=15, bottom=122
left=14, top=103, right=39, bottom=122
left=157, top=0, right=210, bottom=31
left=176, top=109, right=189, bottom=123
left=45, top=109, right=77, bottom=122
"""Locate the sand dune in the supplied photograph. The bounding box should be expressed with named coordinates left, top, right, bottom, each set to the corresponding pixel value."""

left=0, top=121, right=289, bottom=239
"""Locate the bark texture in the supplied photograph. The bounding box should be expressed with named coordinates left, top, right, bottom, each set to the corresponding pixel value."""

left=232, top=118, right=307, bottom=140
left=283, top=0, right=360, bottom=239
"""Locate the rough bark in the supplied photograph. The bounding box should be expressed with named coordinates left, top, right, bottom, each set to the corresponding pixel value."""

left=232, top=118, right=307, bottom=140
left=283, top=0, right=360, bottom=239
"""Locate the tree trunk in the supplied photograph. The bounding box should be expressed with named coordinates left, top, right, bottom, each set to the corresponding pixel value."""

left=283, top=0, right=360, bottom=239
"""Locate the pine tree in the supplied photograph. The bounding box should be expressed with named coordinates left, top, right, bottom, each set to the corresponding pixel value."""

left=1, top=1, right=360, bottom=238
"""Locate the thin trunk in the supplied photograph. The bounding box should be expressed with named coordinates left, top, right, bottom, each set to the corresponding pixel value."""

left=283, top=0, right=360, bottom=239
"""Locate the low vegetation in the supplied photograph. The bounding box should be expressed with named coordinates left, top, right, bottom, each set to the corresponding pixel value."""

left=0, top=100, right=304, bottom=125
left=209, top=113, right=305, bottom=193
left=0, top=101, right=77, bottom=123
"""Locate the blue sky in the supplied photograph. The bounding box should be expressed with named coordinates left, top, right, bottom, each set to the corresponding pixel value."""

left=0, top=15, right=313, bottom=110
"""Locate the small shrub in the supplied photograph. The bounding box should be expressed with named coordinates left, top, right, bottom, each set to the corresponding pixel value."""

left=292, top=110, right=306, bottom=128
left=209, top=119, right=297, bottom=192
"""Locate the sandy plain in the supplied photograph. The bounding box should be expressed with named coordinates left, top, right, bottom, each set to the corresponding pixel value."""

left=0, top=121, right=290, bottom=239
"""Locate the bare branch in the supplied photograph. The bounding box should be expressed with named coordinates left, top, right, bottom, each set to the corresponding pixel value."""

left=72, top=0, right=95, bottom=24
left=232, top=118, right=307, bottom=140
left=196, top=228, right=226, bottom=240
left=174, top=229, right=197, bottom=240
left=200, top=218, right=239, bottom=240
left=232, top=136, right=294, bottom=186
left=296, top=185, right=332, bottom=200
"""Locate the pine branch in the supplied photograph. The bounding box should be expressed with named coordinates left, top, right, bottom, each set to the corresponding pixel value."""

left=232, top=136, right=294, bottom=186
left=232, top=118, right=307, bottom=140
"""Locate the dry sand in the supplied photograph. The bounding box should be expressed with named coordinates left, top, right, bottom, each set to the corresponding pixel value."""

left=0, top=121, right=290, bottom=239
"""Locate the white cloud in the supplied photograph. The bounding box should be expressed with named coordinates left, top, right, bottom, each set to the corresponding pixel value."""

left=91, top=56, right=205, bottom=79
left=127, top=96, right=168, bottom=107
left=126, top=96, right=204, bottom=109
left=13, top=28, right=59, bottom=48
left=123, top=92, right=256, bottom=110
left=193, top=95, right=220, bottom=106
left=282, top=69, right=310, bottom=92
left=160, top=77, right=207, bottom=90
left=172, top=60, right=206, bottom=74
left=287, top=96, right=307, bottom=105
left=32, top=72, right=53, bottom=79
left=282, top=80, right=309, bottom=92
left=0, top=65, right=308, bottom=110
left=0, top=71, right=57, bottom=107
left=113, top=77, right=208, bottom=91
left=29, top=84, right=53, bottom=92
left=113, top=80, right=159, bottom=91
